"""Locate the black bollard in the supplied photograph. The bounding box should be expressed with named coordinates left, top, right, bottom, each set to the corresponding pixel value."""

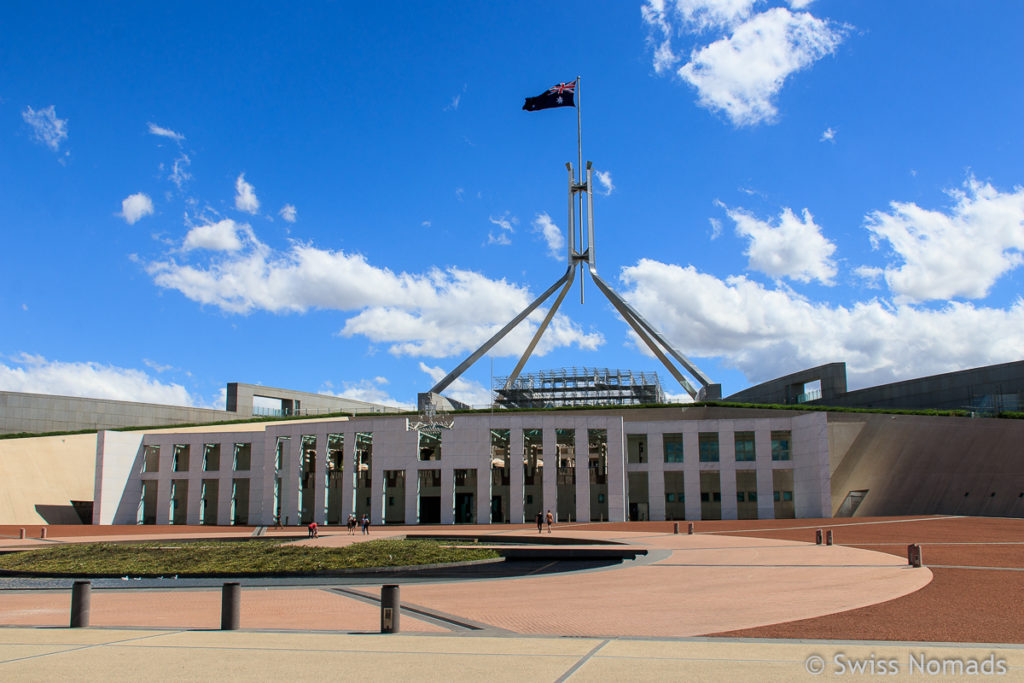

left=381, top=584, right=400, bottom=634
left=18, top=528, right=25, bottom=539
left=815, top=529, right=823, bottom=545
left=907, top=544, right=923, bottom=568
left=70, top=581, right=91, bottom=628
left=673, top=523, right=679, bottom=534
left=41, top=527, right=47, bottom=539
left=688, top=523, right=694, bottom=535
left=221, top=582, right=241, bottom=630
left=826, top=530, right=834, bottom=546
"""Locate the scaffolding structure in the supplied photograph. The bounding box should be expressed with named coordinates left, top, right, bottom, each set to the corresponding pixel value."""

left=493, top=367, right=665, bottom=409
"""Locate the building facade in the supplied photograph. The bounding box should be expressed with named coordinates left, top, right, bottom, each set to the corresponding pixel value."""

left=93, top=408, right=830, bottom=526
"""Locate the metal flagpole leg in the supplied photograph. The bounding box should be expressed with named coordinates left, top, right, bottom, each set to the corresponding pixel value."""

left=429, top=265, right=576, bottom=396
left=504, top=264, right=578, bottom=389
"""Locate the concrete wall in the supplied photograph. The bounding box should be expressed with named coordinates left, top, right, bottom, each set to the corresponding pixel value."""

left=0, top=433, right=97, bottom=524
left=828, top=412, right=1024, bottom=517
left=0, top=391, right=237, bottom=435
left=227, top=383, right=401, bottom=417
left=725, top=363, right=847, bottom=405
left=816, top=360, right=1024, bottom=412
left=95, top=409, right=830, bottom=526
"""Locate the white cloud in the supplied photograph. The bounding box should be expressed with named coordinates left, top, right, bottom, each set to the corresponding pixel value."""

left=644, top=3, right=847, bottom=127
left=532, top=212, right=565, bottom=260
left=820, top=126, right=836, bottom=143
left=22, top=105, right=68, bottom=152
left=864, top=178, right=1024, bottom=303
left=418, top=362, right=492, bottom=407
left=724, top=204, right=837, bottom=284
left=234, top=173, right=260, bottom=214
left=489, top=213, right=516, bottom=233
left=708, top=217, right=723, bottom=239
left=279, top=204, right=297, bottom=223
left=487, top=212, right=517, bottom=247
left=146, top=229, right=603, bottom=359
left=0, top=353, right=194, bottom=406
left=652, top=0, right=758, bottom=32
left=182, top=218, right=247, bottom=252
left=619, top=259, right=1024, bottom=391
left=119, top=193, right=155, bottom=225
left=170, top=154, right=192, bottom=190
left=678, top=8, right=846, bottom=126
left=594, top=170, right=615, bottom=196
left=323, top=377, right=414, bottom=411
left=143, top=358, right=174, bottom=373
left=147, top=122, right=185, bottom=142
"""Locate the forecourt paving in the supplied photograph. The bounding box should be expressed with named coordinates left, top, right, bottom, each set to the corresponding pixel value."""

left=2, top=628, right=1023, bottom=681
left=0, top=526, right=931, bottom=637
left=8, top=523, right=1004, bottom=680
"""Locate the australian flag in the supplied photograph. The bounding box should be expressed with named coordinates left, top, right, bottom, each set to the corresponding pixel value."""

left=523, top=81, right=576, bottom=111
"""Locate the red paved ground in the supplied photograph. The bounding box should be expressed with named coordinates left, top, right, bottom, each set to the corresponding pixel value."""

left=2, top=516, right=1022, bottom=643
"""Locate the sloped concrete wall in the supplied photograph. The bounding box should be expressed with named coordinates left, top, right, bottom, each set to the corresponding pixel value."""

left=0, top=434, right=97, bottom=524
left=0, top=391, right=234, bottom=435
left=828, top=413, right=1024, bottom=517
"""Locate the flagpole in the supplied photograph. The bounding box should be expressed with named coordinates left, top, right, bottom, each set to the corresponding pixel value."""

left=576, top=75, right=584, bottom=303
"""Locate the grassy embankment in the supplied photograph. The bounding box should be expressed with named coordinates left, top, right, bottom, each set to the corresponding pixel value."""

left=0, top=538, right=499, bottom=576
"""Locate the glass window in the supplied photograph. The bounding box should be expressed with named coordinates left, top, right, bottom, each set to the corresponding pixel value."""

left=233, top=443, right=251, bottom=471
left=419, top=429, right=441, bottom=461
left=663, top=433, right=683, bottom=463
left=142, top=445, right=160, bottom=473
left=698, top=433, right=719, bottom=462
left=203, top=444, right=220, bottom=471
left=172, top=444, right=189, bottom=472
left=772, top=431, right=792, bottom=461
left=734, top=432, right=755, bottom=461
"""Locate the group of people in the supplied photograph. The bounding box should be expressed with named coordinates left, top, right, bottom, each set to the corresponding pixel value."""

left=306, top=514, right=371, bottom=537
left=346, top=514, right=370, bottom=535
left=535, top=509, right=554, bottom=533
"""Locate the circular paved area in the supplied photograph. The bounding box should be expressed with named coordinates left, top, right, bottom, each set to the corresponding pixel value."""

left=0, top=524, right=930, bottom=638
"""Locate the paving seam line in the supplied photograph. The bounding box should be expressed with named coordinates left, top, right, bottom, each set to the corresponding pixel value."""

left=554, top=639, right=609, bottom=682
left=326, top=587, right=510, bottom=634
left=0, top=630, right=175, bottom=667
left=708, top=516, right=963, bottom=535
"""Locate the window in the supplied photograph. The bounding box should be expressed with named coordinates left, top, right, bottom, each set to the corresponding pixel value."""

left=172, top=444, right=190, bottom=472
left=202, top=444, right=220, bottom=471
left=663, top=433, right=683, bottom=463
left=418, top=429, right=442, bottom=461
left=771, top=431, right=792, bottom=461
left=142, top=445, right=160, bottom=473
left=233, top=443, right=251, bottom=471
left=734, top=432, right=755, bottom=461
left=698, top=433, right=719, bottom=462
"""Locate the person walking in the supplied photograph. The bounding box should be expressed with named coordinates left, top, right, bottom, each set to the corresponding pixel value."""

left=535, top=511, right=543, bottom=534
left=546, top=509, right=553, bottom=533
left=347, top=514, right=356, bottom=535
left=361, top=514, right=370, bottom=535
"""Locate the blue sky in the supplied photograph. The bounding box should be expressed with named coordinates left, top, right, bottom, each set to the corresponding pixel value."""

left=3, top=1, right=1024, bottom=410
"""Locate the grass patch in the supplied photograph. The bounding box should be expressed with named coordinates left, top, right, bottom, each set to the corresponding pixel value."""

left=0, top=539, right=500, bottom=576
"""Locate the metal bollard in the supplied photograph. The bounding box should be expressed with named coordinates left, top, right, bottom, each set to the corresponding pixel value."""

left=907, top=544, right=923, bottom=568
left=826, top=530, right=834, bottom=546
left=381, top=584, right=400, bottom=634
left=673, top=523, right=679, bottom=534
left=221, top=582, right=241, bottom=630
left=19, top=528, right=25, bottom=539
left=70, top=581, right=91, bottom=627
left=815, top=529, right=823, bottom=545
left=41, top=527, right=47, bottom=539
left=688, top=523, right=694, bottom=535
